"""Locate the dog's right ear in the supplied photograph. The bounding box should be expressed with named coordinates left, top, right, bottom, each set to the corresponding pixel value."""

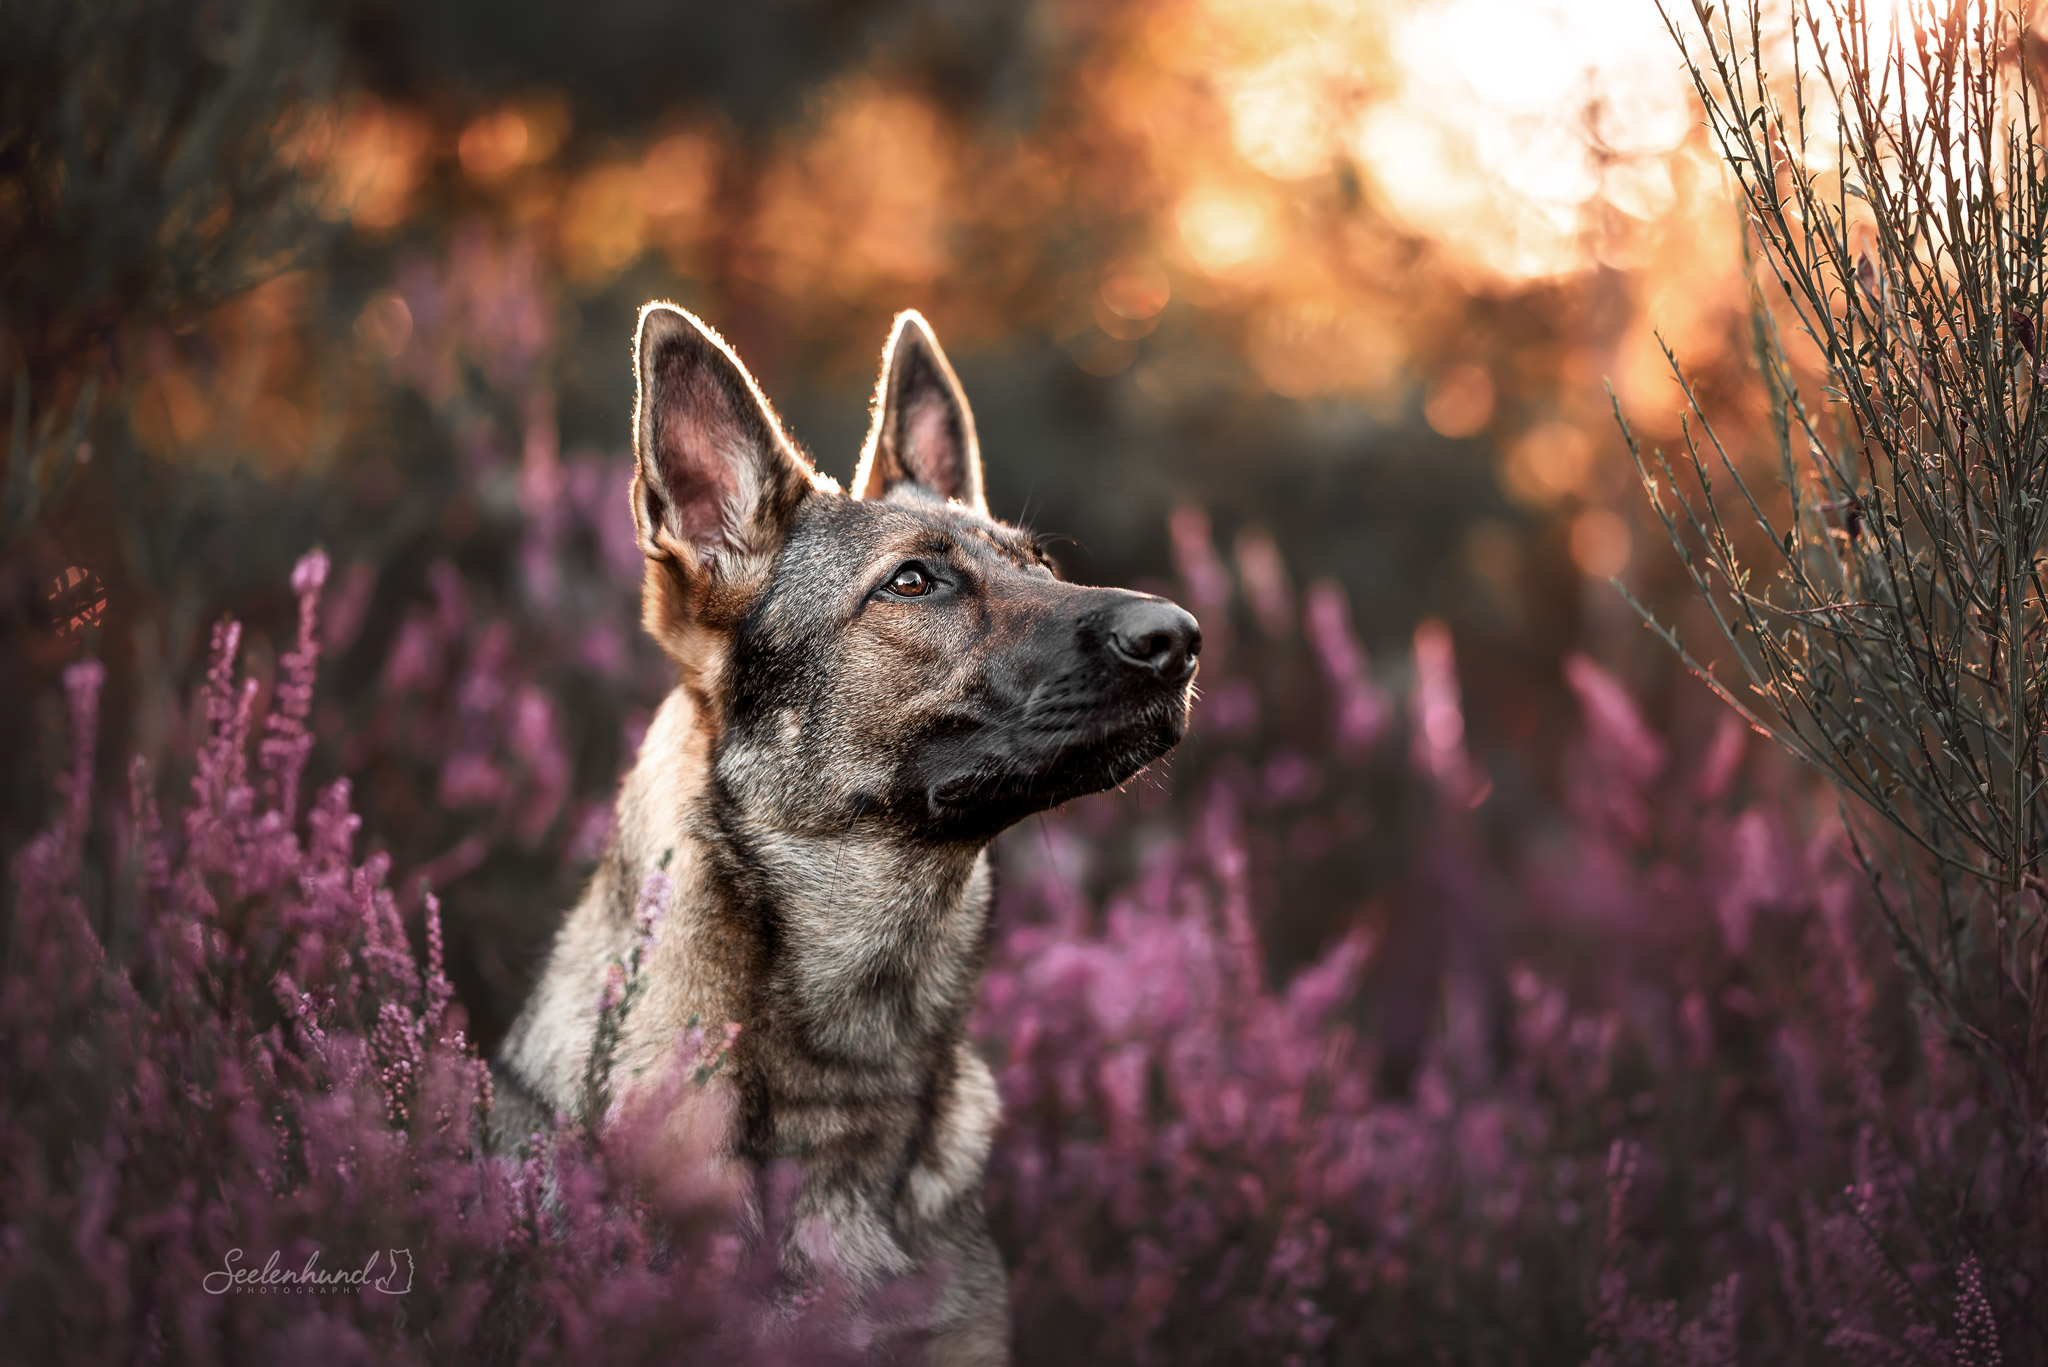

left=632, top=303, right=817, bottom=659
left=632, top=303, right=814, bottom=574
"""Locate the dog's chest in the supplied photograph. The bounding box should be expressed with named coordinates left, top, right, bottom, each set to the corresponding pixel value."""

left=749, top=1012, right=1001, bottom=1236
left=748, top=834, right=988, bottom=1059
left=740, top=843, right=996, bottom=1206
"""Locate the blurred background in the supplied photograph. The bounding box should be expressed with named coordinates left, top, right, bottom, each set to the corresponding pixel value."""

left=19, top=6, right=2046, bottom=1355
left=1, top=0, right=1770, bottom=1048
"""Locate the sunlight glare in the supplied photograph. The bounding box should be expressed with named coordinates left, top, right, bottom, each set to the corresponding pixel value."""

left=1353, top=0, right=1692, bottom=282
left=1178, top=187, right=1278, bottom=275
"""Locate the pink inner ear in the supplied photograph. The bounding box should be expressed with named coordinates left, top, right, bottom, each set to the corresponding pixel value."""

left=657, top=368, right=745, bottom=555
left=905, top=395, right=959, bottom=499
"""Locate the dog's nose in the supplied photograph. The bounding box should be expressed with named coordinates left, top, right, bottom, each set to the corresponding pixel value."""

left=1107, top=598, right=1201, bottom=680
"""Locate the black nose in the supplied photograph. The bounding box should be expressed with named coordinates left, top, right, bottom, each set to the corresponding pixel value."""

left=1107, top=598, right=1201, bottom=680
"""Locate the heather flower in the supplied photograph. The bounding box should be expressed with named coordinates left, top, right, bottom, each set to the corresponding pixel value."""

left=1301, top=578, right=1388, bottom=757
left=2, top=557, right=864, bottom=1365
left=4, top=445, right=2019, bottom=1362
left=632, top=864, right=672, bottom=954
left=1232, top=528, right=1294, bottom=639
left=1168, top=506, right=1234, bottom=665
left=258, top=550, right=328, bottom=824
left=1561, top=653, right=1665, bottom=843
left=1404, top=619, right=1471, bottom=803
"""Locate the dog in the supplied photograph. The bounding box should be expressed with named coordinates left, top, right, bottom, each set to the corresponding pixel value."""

left=493, top=302, right=1200, bottom=1363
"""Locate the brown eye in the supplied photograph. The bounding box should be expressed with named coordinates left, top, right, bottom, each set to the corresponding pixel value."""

left=886, top=564, right=932, bottom=597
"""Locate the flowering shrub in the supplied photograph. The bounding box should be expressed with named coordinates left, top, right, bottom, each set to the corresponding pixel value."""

left=980, top=526, right=2019, bottom=1364
left=0, top=227, right=2027, bottom=1367
left=0, top=552, right=862, bottom=1364
left=3, top=512, right=2025, bottom=1361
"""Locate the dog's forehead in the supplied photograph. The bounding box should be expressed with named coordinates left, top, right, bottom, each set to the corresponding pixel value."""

left=795, top=493, right=1042, bottom=572
left=746, top=493, right=1047, bottom=652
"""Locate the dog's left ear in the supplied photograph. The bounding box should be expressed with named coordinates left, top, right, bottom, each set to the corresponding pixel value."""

left=854, top=310, right=985, bottom=513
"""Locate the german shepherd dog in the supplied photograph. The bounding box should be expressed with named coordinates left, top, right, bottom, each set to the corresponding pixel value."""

left=493, top=303, right=1200, bottom=1363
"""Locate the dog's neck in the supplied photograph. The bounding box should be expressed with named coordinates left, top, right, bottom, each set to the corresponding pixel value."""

left=719, top=817, right=993, bottom=1068
left=615, top=687, right=993, bottom=1072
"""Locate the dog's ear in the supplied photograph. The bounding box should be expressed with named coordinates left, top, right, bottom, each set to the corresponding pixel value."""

left=854, top=310, right=985, bottom=513
left=632, top=302, right=814, bottom=581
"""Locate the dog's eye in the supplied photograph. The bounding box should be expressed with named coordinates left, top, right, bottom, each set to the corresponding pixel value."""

left=885, top=564, right=933, bottom=597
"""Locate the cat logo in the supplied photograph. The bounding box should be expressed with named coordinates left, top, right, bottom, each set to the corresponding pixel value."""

left=372, top=1249, right=413, bottom=1295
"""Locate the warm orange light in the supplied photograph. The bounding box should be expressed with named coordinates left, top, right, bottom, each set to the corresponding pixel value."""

left=560, top=164, right=648, bottom=282
left=355, top=293, right=414, bottom=360
left=1177, top=188, right=1275, bottom=276
left=1424, top=364, right=1496, bottom=439
left=288, top=0, right=1763, bottom=466
left=1505, top=422, right=1594, bottom=503
left=459, top=109, right=529, bottom=180
left=1247, top=300, right=1403, bottom=400
left=640, top=132, right=719, bottom=220
left=1352, top=0, right=1693, bottom=283
left=744, top=83, right=954, bottom=299
left=1570, top=507, right=1633, bottom=578
left=1100, top=259, right=1171, bottom=322
left=316, top=96, right=431, bottom=230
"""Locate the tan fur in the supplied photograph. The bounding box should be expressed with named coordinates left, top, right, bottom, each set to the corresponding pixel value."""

left=499, top=687, right=729, bottom=1106
left=499, top=303, right=1196, bottom=1367
left=500, top=686, right=1011, bottom=1361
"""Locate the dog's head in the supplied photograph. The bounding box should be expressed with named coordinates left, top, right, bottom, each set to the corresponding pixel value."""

left=630, top=302, right=1199, bottom=844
